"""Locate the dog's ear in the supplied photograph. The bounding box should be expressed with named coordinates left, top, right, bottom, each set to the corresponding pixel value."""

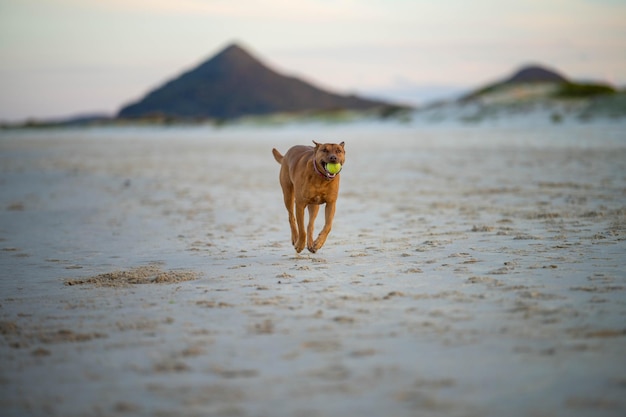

left=312, top=140, right=320, bottom=148
left=339, top=142, right=345, bottom=148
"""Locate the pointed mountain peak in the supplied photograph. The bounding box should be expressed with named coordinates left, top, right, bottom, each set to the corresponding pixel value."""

left=221, top=42, right=245, bottom=52
left=194, top=42, right=268, bottom=75
left=213, top=43, right=256, bottom=61
left=118, top=42, right=396, bottom=120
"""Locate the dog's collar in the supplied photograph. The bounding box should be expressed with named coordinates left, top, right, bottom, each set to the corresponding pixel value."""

left=313, top=158, right=339, bottom=180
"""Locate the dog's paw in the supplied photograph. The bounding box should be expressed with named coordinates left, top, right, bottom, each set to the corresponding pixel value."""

left=294, top=241, right=306, bottom=253
left=307, top=245, right=317, bottom=253
left=310, top=237, right=325, bottom=253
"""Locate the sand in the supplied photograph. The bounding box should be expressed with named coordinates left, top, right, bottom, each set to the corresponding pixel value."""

left=1, top=120, right=625, bottom=417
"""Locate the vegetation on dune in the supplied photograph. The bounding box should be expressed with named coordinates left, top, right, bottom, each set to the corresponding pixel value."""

left=552, top=82, right=616, bottom=99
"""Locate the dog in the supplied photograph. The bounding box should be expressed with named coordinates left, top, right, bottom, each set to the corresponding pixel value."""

left=272, top=141, right=345, bottom=253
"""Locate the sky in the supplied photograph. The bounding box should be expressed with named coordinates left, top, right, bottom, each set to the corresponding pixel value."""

left=1, top=0, right=625, bottom=122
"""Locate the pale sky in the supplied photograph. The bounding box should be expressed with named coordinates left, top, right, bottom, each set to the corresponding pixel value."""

left=1, top=0, right=625, bottom=121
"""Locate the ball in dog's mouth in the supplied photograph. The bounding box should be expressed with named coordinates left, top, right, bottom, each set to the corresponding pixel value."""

left=324, top=162, right=341, bottom=175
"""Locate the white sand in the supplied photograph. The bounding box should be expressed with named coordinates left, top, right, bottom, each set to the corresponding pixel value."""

left=1, top=121, right=625, bottom=417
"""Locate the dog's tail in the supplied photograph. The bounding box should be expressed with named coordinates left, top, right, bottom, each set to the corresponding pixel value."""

left=272, top=148, right=283, bottom=164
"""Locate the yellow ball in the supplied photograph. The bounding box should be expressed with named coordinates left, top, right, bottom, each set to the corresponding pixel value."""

left=326, top=163, right=341, bottom=174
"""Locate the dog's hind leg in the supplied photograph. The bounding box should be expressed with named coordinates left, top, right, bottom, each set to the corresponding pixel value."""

left=294, top=201, right=307, bottom=253
left=281, top=183, right=298, bottom=247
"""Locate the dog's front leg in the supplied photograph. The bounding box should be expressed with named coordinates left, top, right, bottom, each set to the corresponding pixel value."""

left=307, top=204, right=320, bottom=252
left=311, top=202, right=335, bottom=252
left=294, top=201, right=307, bottom=253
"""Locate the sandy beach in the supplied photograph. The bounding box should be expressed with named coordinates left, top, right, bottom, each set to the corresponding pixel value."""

left=1, top=120, right=625, bottom=416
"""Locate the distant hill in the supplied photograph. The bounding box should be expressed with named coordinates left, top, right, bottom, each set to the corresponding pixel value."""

left=461, top=64, right=615, bottom=102
left=118, top=43, right=398, bottom=120
left=504, top=65, right=568, bottom=84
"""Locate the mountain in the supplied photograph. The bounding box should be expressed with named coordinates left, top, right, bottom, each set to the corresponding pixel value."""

left=118, top=43, right=396, bottom=120
left=503, top=65, right=568, bottom=84
left=459, top=64, right=617, bottom=104
left=460, top=65, right=570, bottom=101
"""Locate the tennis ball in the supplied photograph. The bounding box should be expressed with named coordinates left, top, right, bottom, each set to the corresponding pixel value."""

left=326, top=163, right=341, bottom=174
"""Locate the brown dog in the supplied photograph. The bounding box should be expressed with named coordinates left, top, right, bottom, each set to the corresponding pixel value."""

left=272, top=141, right=345, bottom=253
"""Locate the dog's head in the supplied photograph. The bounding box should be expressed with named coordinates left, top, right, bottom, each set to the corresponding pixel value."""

left=313, top=141, right=345, bottom=177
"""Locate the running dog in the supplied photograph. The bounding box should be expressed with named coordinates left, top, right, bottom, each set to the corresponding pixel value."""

left=272, top=141, right=345, bottom=253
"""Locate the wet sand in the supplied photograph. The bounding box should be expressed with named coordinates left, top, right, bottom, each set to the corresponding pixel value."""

left=1, top=122, right=625, bottom=416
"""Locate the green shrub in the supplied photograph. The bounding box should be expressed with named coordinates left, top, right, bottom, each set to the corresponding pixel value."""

left=554, top=82, right=616, bottom=98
